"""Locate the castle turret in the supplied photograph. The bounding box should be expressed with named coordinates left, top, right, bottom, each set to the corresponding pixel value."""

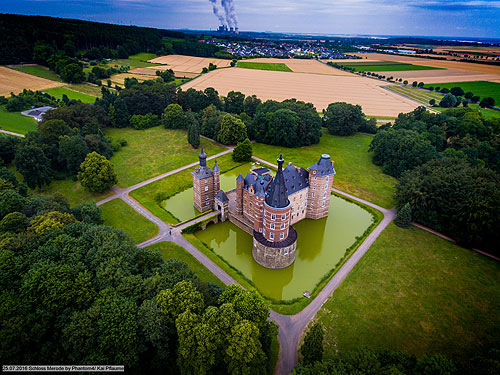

left=306, top=154, right=336, bottom=219
left=236, top=174, right=244, bottom=214
left=192, top=147, right=215, bottom=213
left=213, top=159, right=220, bottom=194
left=252, top=155, right=297, bottom=269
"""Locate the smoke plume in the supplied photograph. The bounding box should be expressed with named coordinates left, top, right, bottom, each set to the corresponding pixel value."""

left=209, top=0, right=226, bottom=26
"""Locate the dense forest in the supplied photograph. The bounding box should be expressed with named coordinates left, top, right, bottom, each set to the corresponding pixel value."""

left=0, top=13, right=223, bottom=64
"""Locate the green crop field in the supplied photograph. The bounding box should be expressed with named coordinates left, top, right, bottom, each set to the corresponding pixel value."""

left=43, top=86, right=97, bottom=103
left=100, top=198, right=158, bottom=244
left=0, top=106, right=37, bottom=134
left=252, top=131, right=398, bottom=208
left=425, top=81, right=500, bottom=105
left=9, top=64, right=62, bottom=82
left=128, top=52, right=157, bottom=61
left=237, top=62, right=293, bottom=72
left=343, top=63, right=443, bottom=72
left=104, top=126, right=226, bottom=188
left=148, top=242, right=224, bottom=287
left=316, top=222, right=500, bottom=360
left=64, top=83, right=103, bottom=97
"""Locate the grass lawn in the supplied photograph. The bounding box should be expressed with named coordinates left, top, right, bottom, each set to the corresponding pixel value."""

left=129, top=53, right=157, bottom=61
left=43, top=86, right=97, bottom=103
left=174, top=77, right=194, bottom=86
left=35, top=178, right=114, bottom=207
left=343, top=63, right=443, bottom=72
left=130, top=153, right=241, bottom=224
left=9, top=64, right=62, bottom=82
left=147, top=241, right=224, bottom=287
left=424, top=81, right=500, bottom=105
left=104, top=126, right=226, bottom=188
left=253, top=131, right=398, bottom=208
left=237, top=62, right=293, bottom=72
left=0, top=105, right=37, bottom=134
left=100, top=198, right=158, bottom=244
left=315, top=222, right=500, bottom=360
left=64, top=83, right=103, bottom=97
left=109, top=58, right=161, bottom=69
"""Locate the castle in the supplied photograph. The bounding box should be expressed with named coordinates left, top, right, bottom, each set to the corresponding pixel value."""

left=192, top=148, right=336, bottom=269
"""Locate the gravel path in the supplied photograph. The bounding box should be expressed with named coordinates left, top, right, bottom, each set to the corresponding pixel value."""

left=0, top=129, right=24, bottom=137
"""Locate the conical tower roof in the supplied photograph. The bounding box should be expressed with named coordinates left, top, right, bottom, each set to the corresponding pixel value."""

left=265, top=154, right=289, bottom=208
left=199, top=146, right=207, bottom=167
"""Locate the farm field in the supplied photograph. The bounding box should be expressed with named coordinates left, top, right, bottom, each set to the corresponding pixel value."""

left=353, top=52, right=500, bottom=76
left=375, top=68, right=500, bottom=84
left=0, top=66, right=64, bottom=96
left=128, top=52, right=157, bottom=61
left=182, top=68, right=419, bottom=117
left=105, top=73, right=149, bottom=86
left=315, top=222, right=500, bottom=360
left=65, top=83, right=103, bottom=97
left=148, top=54, right=232, bottom=76
left=104, top=126, right=226, bottom=188
left=249, top=58, right=354, bottom=76
left=425, top=81, right=500, bottom=105
left=0, top=105, right=37, bottom=134
left=237, top=61, right=293, bottom=72
left=253, top=131, right=398, bottom=209
left=341, top=62, right=443, bottom=72
left=148, top=242, right=225, bottom=287
left=43, top=86, right=97, bottom=103
left=9, top=64, right=62, bottom=82
left=100, top=198, right=158, bottom=244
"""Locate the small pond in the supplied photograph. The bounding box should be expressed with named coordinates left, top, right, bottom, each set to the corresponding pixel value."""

left=194, top=195, right=373, bottom=301
left=163, top=163, right=254, bottom=222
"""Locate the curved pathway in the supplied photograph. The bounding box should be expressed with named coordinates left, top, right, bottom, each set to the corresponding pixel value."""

left=96, top=152, right=396, bottom=375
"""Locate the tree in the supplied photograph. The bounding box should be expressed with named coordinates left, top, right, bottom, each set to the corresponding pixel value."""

left=0, top=136, right=19, bottom=165
left=417, top=82, right=424, bottom=88
left=403, top=80, right=408, bottom=85
left=58, top=135, right=90, bottom=174
left=412, top=81, right=418, bottom=87
left=28, top=211, right=76, bottom=234
left=233, top=138, right=253, bottom=162
left=225, top=321, right=266, bottom=375
left=395, top=203, right=412, bottom=228
left=464, top=91, right=474, bottom=100
left=324, top=102, right=365, bottom=136
left=217, top=114, right=247, bottom=145
left=429, top=99, right=436, bottom=106
left=77, top=152, right=117, bottom=193
left=450, top=87, right=465, bottom=96
left=14, top=145, right=53, bottom=189
left=243, top=95, right=262, bottom=118
left=187, top=113, right=201, bottom=149
left=266, top=108, right=300, bottom=147
left=70, top=203, right=103, bottom=225
left=156, top=281, right=204, bottom=323
left=112, top=98, right=129, bottom=128
left=471, top=95, right=480, bottom=103
left=0, top=189, right=25, bottom=219
left=200, top=105, right=220, bottom=139
left=225, top=91, right=245, bottom=114
left=300, top=323, right=324, bottom=365
left=129, top=113, right=160, bottom=130
left=439, top=93, right=457, bottom=108
left=0, top=211, right=28, bottom=233
left=60, top=63, right=85, bottom=83
left=479, top=97, right=495, bottom=108
left=39, top=119, right=72, bottom=145
left=162, top=104, right=186, bottom=129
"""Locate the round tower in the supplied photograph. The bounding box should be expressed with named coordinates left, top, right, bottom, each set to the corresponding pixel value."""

left=252, top=155, right=297, bottom=269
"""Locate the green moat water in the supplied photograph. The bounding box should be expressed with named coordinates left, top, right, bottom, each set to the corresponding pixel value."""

left=195, top=195, right=373, bottom=301
left=163, top=163, right=254, bottom=222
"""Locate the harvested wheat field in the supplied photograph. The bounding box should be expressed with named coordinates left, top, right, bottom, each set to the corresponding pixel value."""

left=148, top=55, right=231, bottom=76
left=353, top=53, right=500, bottom=76
left=183, top=68, right=419, bottom=117
left=0, top=66, right=64, bottom=96
left=243, top=58, right=354, bottom=76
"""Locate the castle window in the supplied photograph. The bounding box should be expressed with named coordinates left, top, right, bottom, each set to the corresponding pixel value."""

left=323, top=192, right=327, bottom=198
left=324, top=184, right=328, bottom=189
left=280, top=233, right=284, bottom=240
left=322, top=201, right=325, bottom=207
left=270, top=233, right=274, bottom=240
left=271, top=214, right=276, bottom=220
left=326, top=176, right=329, bottom=181
left=293, top=197, right=296, bottom=202
left=281, top=214, right=285, bottom=220
left=313, top=176, right=317, bottom=180
left=263, top=229, right=266, bottom=235
left=312, top=193, right=315, bottom=198
left=298, top=205, right=301, bottom=211
left=284, top=247, right=289, bottom=255
left=259, top=228, right=262, bottom=233
left=250, top=203, right=253, bottom=209
left=205, top=186, right=209, bottom=191
left=291, top=207, right=294, bottom=213
left=271, top=223, right=275, bottom=229
left=281, top=223, right=285, bottom=229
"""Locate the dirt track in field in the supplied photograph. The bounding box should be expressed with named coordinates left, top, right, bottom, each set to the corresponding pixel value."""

left=243, top=58, right=355, bottom=76
left=182, top=67, right=419, bottom=117
left=148, top=55, right=232, bottom=77
left=0, top=66, right=64, bottom=96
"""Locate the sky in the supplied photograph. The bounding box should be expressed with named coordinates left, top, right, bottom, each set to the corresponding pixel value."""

left=1, top=0, right=500, bottom=38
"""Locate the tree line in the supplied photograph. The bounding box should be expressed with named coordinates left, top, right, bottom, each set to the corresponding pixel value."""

left=0, top=173, right=276, bottom=372
left=368, top=106, right=500, bottom=254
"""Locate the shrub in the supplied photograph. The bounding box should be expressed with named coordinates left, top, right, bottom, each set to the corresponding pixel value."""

left=77, top=152, right=117, bottom=193
left=395, top=203, right=412, bottom=228
left=300, top=323, right=324, bottom=365
left=232, top=138, right=253, bottom=162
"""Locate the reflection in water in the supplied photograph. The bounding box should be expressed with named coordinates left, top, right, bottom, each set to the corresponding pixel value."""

left=163, top=163, right=254, bottom=222
left=195, top=196, right=373, bottom=301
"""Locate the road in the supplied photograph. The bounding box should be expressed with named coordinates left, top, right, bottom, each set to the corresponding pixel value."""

left=96, top=151, right=395, bottom=375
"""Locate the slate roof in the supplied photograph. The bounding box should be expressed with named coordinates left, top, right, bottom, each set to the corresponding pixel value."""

left=236, top=174, right=244, bottom=182
left=254, top=179, right=266, bottom=197
left=308, top=154, right=336, bottom=177
left=251, top=167, right=271, bottom=176
left=283, top=164, right=309, bottom=195
left=213, top=159, right=220, bottom=172
left=215, top=190, right=229, bottom=202
left=265, top=155, right=289, bottom=208
left=192, top=146, right=213, bottom=179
